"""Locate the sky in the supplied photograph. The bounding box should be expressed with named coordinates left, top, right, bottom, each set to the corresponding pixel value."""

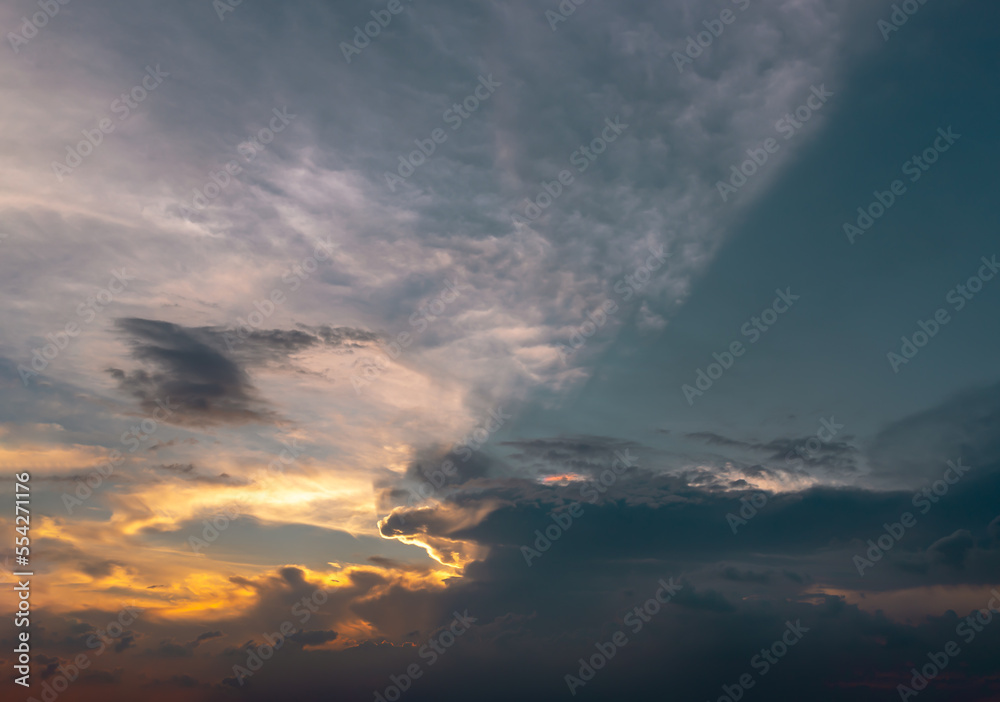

left=1, top=0, right=999, bottom=700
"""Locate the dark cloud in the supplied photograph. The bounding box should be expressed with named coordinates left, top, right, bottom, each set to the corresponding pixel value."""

left=379, top=455, right=1000, bottom=599
left=114, top=633, right=136, bottom=653
left=686, top=432, right=754, bottom=449
left=234, top=328, right=320, bottom=354
left=107, top=318, right=382, bottom=424
left=154, top=640, right=193, bottom=657
left=186, top=630, right=224, bottom=648
left=500, top=436, right=648, bottom=484
left=164, top=674, right=200, bottom=688
left=154, top=463, right=244, bottom=485
left=672, top=584, right=736, bottom=613
left=108, top=318, right=275, bottom=426
left=36, top=653, right=61, bottom=680
left=502, top=436, right=643, bottom=465
left=230, top=325, right=379, bottom=366
left=147, top=437, right=200, bottom=452
left=927, top=529, right=975, bottom=569
left=81, top=669, right=123, bottom=685
left=868, top=382, right=1000, bottom=487
left=288, top=630, right=339, bottom=646
left=684, top=429, right=861, bottom=479
left=989, top=515, right=1000, bottom=541
left=23, top=455, right=1000, bottom=701
left=720, top=566, right=771, bottom=584
left=79, top=559, right=125, bottom=579
left=305, top=324, right=381, bottom=348
left=195, top=630, right=224, bottom=642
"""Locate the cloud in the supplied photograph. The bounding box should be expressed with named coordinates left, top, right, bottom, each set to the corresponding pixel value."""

left=108, top=318, right=276, bottom=426
left=684, top=430, right=861, bottom=483
left=106, top=318, right=386, bottom=426
left=501, top=435, right=646, bottom=476
left=671, top=584, right=735, bottom=613
left=154, top=640, right=192, bottom=657
left=188, top=630, right=224, bottom=648
left=154, top=463, right=243, bottom=485
left=232, top=325, right=380, bottom=366
left=928, top=529, right=975, bottom=569
left=114, top=633, right=137, bottom=653
left=288, top=630, right=339, bottom=646
left=720, top=566, right=771, bottom=584
left=162, top=674, right=201, bottom=688
left=78, top=559, right=126, bottom=579
left=867, top=382, right=1000, bottom=487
